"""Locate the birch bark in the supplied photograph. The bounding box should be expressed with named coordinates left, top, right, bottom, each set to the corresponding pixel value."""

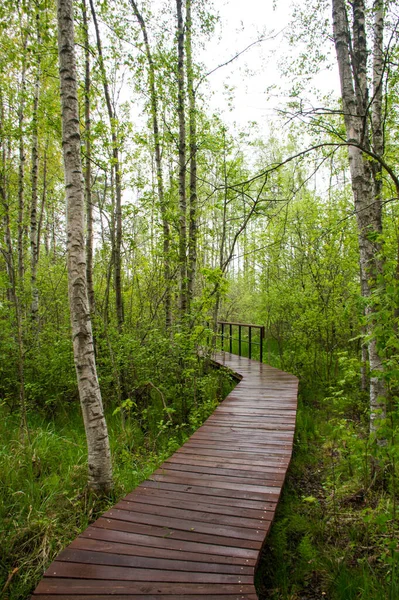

left=17, top=38, right=27, bottom=282
left=57, top=0, right=112, bottom=490
left=186, top=0, right=198, bottom=310
left=30, top=10, right=41, bottom=322
left=332, top=0, right=386, bottom=436
left=176, top=0, right=188, bottom=317
left=82, top=0, right=95, bottom=316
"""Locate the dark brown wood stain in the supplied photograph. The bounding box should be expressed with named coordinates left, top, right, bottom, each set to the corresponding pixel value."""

left=32, top=352, right=298, bottom=599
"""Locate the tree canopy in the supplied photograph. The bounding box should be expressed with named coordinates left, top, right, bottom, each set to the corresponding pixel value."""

left=1, top=1, right=399, bottom=598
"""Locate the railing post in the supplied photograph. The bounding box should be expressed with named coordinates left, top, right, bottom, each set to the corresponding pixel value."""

left=260, top=326, right=265, bottom=363
left=217, top=321, right=264, bottom=363
left=248, top=326, right=252, bottom=359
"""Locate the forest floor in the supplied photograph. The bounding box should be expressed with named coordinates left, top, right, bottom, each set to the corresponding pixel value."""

left=0, top=365, right=233, bottom=600
left=256, top=386, right=399, bottom=600
left=1, top=366, right=397, bottom=600
left=0, top=408, right=168, bottom=599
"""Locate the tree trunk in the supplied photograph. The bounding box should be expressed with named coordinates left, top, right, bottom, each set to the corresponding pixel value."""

left=82, top=0, right=95, bottom=316
left=186, top=0, right=198, bottom=310
left=18, top=39, right=27, bottom=282
left=30, top=10, right=41, bottom=322
left=176, top=0, right=187, bottom=317
left=56, top=0, right=112, bottom=491
left=89, top=0, right=123, bottom=331
left=332, top=0, right=386, bottom=437
left=36, top=143, right=47, bottom=264
left=1, top=92, right=28, bottom=439
left=130, top=0, right=172, bottom=329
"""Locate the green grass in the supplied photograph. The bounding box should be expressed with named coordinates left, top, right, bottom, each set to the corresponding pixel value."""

left=0, top=410, right=161, bottom=599
left=255, top=394, right=399, bottom=600
left=0, top=366, right=235, bottom=600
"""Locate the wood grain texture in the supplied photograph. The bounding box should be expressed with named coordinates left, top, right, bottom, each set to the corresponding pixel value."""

left=32, top=352, right=298, bottom=599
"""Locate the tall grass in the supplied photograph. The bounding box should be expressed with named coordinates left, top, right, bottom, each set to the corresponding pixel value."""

left=0, top=366, right=234, bottom=600
left=256, top=394, right=399, bottom=600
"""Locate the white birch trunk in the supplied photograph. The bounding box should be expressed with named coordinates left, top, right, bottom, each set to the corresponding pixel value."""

left=18, top=38, right=27, bottom=282
left=186, top=0, right=198, bottom=310
left=30, top=11, right=41, bottom=322
left=56, top=0, right=112, bottom=491
left=176, top=0, right=188, bottom=317
left=332, top=0, right=386, bottom=437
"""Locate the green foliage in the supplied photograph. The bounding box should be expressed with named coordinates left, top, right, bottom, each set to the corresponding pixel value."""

left=1, top=1, right=399, bottom=599
left=0, top=361, right=234, bottom=600
left=256, top=383, right=399, bottom=600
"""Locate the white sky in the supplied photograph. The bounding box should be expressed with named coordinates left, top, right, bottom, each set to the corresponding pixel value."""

left=196, top=0, right=341, bottom=136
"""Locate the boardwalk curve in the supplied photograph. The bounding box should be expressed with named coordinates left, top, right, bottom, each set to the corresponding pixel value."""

left=32, top=351, right=298, bottom=600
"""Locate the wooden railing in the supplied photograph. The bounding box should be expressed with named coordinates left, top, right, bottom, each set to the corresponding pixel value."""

left=218, top=321, right=265, bottom=362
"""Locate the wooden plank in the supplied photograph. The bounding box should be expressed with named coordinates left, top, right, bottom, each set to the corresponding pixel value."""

left=68, top=538, right=257, bottom=566
left=157, top=463, right=285, bottom=483
left=120, top=481, right=279, bottom=506
left=44, top=562, right=254, bottom=584
left=130, top=484, right=274, bottom=510
left=147, top=474, right=281, bottom=499
left=34, top=580, right=257, bottom=595
left=34, top=594, right=259, bottom=599
left=115, top=500, right=270, bottom=529
left=165, top=454, right=287, bottom=472
left=57, top=548, right=254, bottom=574
left=102, top=508, right=267, bottom=542
left=175, top=447, right=290, bottom=464
left=80, top=526, right=260, bottom=560
left=32, top=351, right=298, bottom=599
left=152, top=467, right=282, bottom=487
left=182, top=441, right=292, bottom=456
left=93, top=516, right=263, bottom=549
left=117, top=494, right=274, bottom=522
left=126, top=486, right=275, bottom=512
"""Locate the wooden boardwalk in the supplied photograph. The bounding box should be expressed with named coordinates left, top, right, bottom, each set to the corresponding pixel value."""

left=32, top=352, right=298, bottom=600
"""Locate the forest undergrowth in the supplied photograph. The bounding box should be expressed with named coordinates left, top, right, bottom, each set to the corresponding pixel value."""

left=0, top=356, right=234, bottom=600
left=256, top=359, right=399, bottom=600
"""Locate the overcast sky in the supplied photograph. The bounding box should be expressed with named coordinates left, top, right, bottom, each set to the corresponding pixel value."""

left=198, top=0, right=340, bottom=135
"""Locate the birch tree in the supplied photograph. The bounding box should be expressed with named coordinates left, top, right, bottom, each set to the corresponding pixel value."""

left=176, top=0, right=188, bottom=317
left=56, top=0, right=112, bottom=491
left=186, top=0, right=198, bottom=309
left=17, top=21, right=27, bottom=282
left=82, top=0, right=95, bottom=316
left=89, top=0, right=124, bottom=332
left=30, top=9, right=41, bottom=322
left=332, top=0, right=386, bottom=436
left=130, top=0, right=172, bottom=329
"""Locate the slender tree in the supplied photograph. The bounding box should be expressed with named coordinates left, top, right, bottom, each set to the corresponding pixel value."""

left=56, top=0, right=112, bottom=491
left=17, top=33, right=27, bottom=282
left=36, top=141, right=47, bottom=263
left=176, top=0, right=188, bottom=316
left=130, top=0, right=172, bottom=329
left=186, top=0, right=198, bottom=309
left=82, top=0, right=95, bottom=315
left=0, top=90, right=28, bottom=439
left=332, top=0, right=386, bottom=436
left=89, top=0, right=124, bottom=331
left=30, top=8, right=41, bottom=322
